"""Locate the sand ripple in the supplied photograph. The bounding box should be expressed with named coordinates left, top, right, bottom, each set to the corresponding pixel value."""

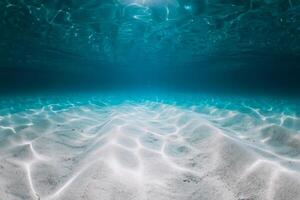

left=0, top=96, right=300, bottom=200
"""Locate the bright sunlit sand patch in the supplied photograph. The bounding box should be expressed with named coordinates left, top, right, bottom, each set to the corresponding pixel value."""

left=1, top=95, right=300, bottom=200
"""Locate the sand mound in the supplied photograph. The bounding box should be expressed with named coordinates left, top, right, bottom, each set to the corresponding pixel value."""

left=0, top=98, right=300, bottom=200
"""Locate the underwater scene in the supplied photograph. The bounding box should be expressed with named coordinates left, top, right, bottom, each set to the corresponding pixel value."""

left=0, top=0, right=300, bottom=199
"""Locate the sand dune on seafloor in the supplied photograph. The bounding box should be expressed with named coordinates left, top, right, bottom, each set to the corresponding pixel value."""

left=1, top=101, right=300, bottom=200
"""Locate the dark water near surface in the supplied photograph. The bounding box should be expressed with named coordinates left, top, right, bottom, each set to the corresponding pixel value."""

left=0, top=0, right=299, bottom=95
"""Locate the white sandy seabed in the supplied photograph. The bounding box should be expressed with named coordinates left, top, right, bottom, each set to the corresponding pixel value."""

left=1, top=96, right=300, bottom=200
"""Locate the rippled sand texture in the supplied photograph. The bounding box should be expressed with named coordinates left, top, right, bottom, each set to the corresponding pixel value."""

left=1, top=97, right=300, bottom=200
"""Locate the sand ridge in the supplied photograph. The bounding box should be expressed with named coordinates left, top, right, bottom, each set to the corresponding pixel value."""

left=0, top=97, right=300, bottom=200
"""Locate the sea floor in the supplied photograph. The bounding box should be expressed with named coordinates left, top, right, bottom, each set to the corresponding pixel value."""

left=1, top=93, right=300, bottom=200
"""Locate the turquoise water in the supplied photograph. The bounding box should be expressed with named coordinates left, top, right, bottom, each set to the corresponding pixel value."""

left=0, top=0, right=300, bottom=93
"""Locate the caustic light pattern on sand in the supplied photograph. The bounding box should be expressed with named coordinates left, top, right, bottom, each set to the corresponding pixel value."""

left=1, top=96, right=300, bottom=200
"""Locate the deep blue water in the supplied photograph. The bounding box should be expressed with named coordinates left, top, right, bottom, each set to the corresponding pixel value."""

left=0, top=0, right=299, bottom=95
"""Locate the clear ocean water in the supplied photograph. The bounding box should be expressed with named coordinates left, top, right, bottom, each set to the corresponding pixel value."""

left=0, top=0, right=300, bottom=199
